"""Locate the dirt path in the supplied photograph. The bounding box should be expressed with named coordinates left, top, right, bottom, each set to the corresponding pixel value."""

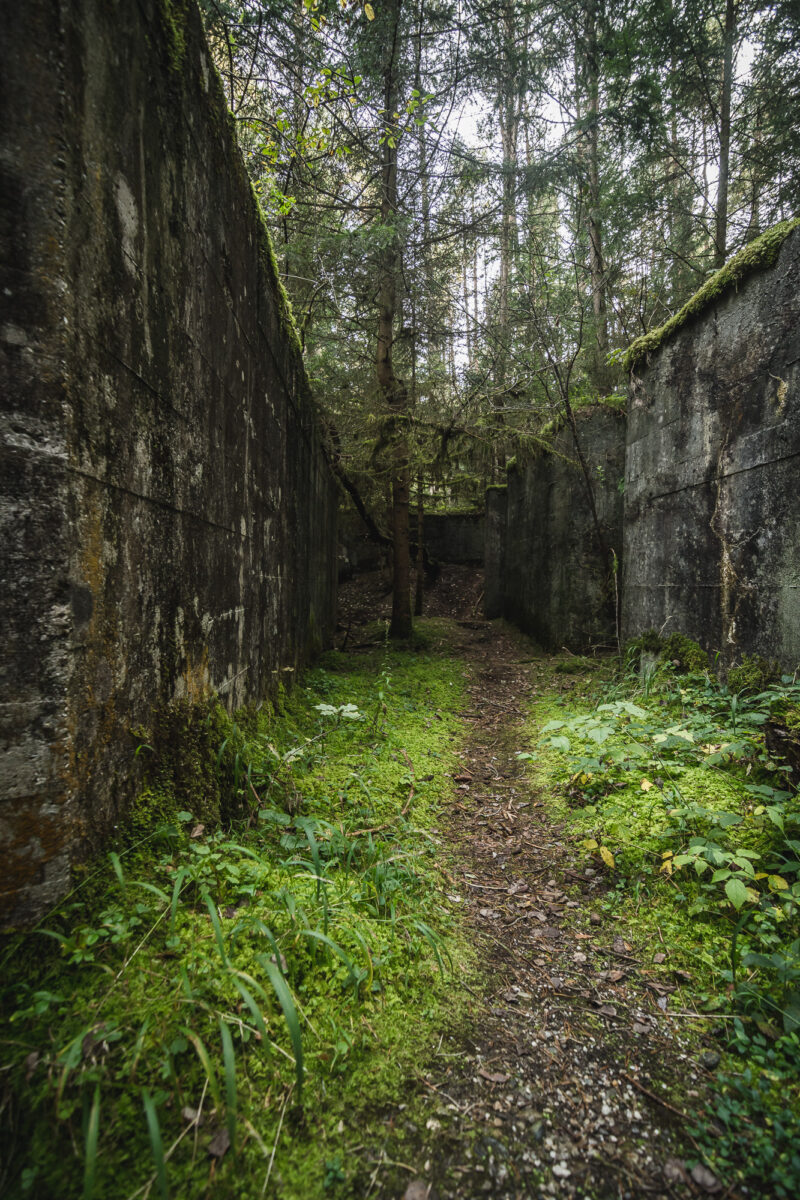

left=340, top=570, right=713, bottom=1200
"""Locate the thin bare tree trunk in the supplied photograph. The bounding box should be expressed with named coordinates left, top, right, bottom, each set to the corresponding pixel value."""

left=414, top=471, right=424, bottom=616
left=377, top=0, right=412, bottom=638
left=576, top=0, right=610, bottom=392
left=715, top=0, right=736, bottom=268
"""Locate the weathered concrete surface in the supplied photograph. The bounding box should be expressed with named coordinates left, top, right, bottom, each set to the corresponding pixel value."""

left=0, top=0, right=337, bottom=925
left=494, top=408, right=625, bottom=650
left=338, top=509, right=385, bottom=580
left=338, top=509, right=485, bottom=581
left=623, top=228, right=800, bottom=668
left=421, top=512, right=484, bottom=565
left=484, top=487, right=507, bottom=618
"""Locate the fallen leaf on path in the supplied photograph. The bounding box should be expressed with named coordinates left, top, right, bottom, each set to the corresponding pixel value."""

left=598, top=968, right=625, bottom=982
left=403, top=1182, right=430, bottom=1200
left=478, top=1069, right=510, bottom=1084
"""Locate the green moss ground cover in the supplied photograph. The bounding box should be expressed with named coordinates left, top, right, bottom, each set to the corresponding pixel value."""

left=0, top=622, right=476, bottom=1199
left=519, top=650, right=800, bottom=1196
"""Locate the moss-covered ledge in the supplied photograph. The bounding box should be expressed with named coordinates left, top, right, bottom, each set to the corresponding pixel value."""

left=624, top=218, right=800, bottom=372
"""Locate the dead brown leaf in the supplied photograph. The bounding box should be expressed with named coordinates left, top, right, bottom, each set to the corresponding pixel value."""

left=478, top=1068, right=510, bottom=1084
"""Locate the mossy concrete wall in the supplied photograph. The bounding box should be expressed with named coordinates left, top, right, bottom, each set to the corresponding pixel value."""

left=487, top=409, right=625, bottom=650
left=623, top=227, right=800, bottom=668
left=420, top=512, right=485, bottom=564
left=338, top=510, right=385, bottom=580
left=338, top=509, right=485, bottom=581
left=0, top=0, right=337, bottom=925
left=484, top=488, right=507, bottom=618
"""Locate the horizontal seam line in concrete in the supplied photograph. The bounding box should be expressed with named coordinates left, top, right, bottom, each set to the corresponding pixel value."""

left=2, top=443, right=279, bottom=524
left=624, top=582, right=722, bottom=589
left=71, top=154, right=323, bottom=465
left=629, top=446, right=800, bottom=499
left=101, top=345, right=191, bottom=421
left=65, top=465, right=239, bottom=534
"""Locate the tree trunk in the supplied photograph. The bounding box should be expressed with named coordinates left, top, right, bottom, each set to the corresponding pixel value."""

left=496, top=5, right=521, bottom=401
left=715, top=0, right=736, bottom=268
left=414, top=471, right=424, bottom=616
left=377, top=0, right=412, bottom=639
left=577, top=0, right=611, bottom=393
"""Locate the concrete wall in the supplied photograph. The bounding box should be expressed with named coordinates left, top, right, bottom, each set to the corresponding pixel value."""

left=486, top=408, right=625, bottom=650
left=338, top=509, right=485, bottom=580
left=484, top=487, right=507, bottom=618
left=421, top=512, right=484, bottom=564
left=338, top=510, right=385, bottom=580
left=623, top=228, right=800, bottom=667
left=0, top=0, right=337, bottom=926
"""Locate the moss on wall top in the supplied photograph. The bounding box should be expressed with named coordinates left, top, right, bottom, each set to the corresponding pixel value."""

left=624, top=219, right=800, bottom=372
left=524, top=398, right=626, bottom=466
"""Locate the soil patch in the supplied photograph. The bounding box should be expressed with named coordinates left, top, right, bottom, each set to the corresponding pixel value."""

left=341, top=570, right=715, bottom=1199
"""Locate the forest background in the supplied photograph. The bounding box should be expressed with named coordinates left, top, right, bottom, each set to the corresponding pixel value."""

left=200, top=0, right=800, bottom=634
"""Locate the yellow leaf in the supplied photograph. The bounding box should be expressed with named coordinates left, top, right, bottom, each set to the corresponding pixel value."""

left=660, top=860, right=673, bottom=876
left=640, top=779, right=653, bottom=792
left=599, top=846, right=615, bottom=870
left=768, top=875, right=790, bottom=891
left=661, top=850, right=673, bottom=859
left=582, top=838, right=598, bottom=851
left=365, top=3, right=375, bottom=18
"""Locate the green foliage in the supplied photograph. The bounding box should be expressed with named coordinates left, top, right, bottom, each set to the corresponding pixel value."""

left=625, top=627, right=664, bottom=655
left=624, top=629, right=709, bottom=675
left=692, top=1024, right=800, bottom=1199
left=661, top=632, right=709, bottom=674
left=0, top=629, right=474, bottom=1198
left=728, top=654, right=782, bottom=695
left=520, top=660, right=800, bottom=1196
